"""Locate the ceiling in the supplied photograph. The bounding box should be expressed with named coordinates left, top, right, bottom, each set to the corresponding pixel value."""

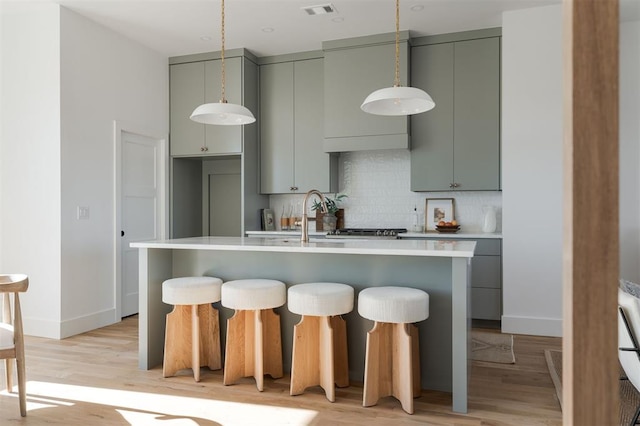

left=5, top=0, right=638, bottom=58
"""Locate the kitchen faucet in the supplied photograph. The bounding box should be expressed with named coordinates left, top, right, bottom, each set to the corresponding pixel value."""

left=301, top=190, right=328, bottom=243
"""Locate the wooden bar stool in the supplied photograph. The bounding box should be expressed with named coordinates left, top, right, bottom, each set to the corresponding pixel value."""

left=0, top=274, right=29, bottom=417
left=358, top=286, right=429, bottom=414
left=221, top=279, right=286, bottom=391
left=288, top=282, right=354, bottom=402
left=162, top=276, right=223, bottom=382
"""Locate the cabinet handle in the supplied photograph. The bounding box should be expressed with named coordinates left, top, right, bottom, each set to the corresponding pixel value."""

left=453, top=183, right=460, bottom=188
left=291, top=186, right=298, bottom=191
left=200, top=147, right=205, bottom=152
left=203, top=146, right=208, bottom=152
left=449, top=183, right=455, bottom=188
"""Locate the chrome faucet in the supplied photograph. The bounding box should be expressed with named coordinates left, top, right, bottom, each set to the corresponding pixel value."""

left=301, top=189, right=328, bottom=242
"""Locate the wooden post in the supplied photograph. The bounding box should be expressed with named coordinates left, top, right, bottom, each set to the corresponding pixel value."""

left=563, top=0, right=619, bottom=424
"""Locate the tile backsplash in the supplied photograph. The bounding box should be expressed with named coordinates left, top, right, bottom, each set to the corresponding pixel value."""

left=269, top=149, right=502, bottom=233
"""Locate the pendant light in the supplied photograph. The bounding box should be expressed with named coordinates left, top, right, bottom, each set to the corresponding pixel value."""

left=190, top=0, right=256, bottom=125
left=361, top=0, right=435, bottom=116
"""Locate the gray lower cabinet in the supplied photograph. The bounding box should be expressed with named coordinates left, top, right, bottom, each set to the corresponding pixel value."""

left=260, top=58, right=337, bottom=194
left=469, top=239, right=502, bottom=321
left=400, top=236, right=502, bottom=320
left=170, top=56, right=244, bottom=156
left=410, top=36, right=500, bottom=191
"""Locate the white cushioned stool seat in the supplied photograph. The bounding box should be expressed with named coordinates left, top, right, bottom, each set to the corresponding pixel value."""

left=358, top=286, right=429, bottom=324
left=288, top=283, right=354, bottom=316
left=222, top=279, right=286, bottom=310
left=162, top=276, right=222, bottom=306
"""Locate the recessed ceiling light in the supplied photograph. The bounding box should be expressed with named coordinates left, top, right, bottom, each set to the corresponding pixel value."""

left=332, top=17, right=344, bottom=23
left=200, top=36, right=212, bottom=41
left=262, top=27, right=275, bottom=33
left=302, top=3, right=337, bottom=16
left=410, top=5, right=424, bottom=12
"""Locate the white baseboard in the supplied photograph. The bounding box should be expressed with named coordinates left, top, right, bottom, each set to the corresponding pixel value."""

left=60, top=308, right=119, bottom=339
left=23, top=309, right=119, bottom=339
left=501, top=314, right=563, bottom=337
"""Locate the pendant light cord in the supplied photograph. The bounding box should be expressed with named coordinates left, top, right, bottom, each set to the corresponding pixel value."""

left=394, top=0, right=400, bottom=88
left=220, top=0, right=227, bottom=103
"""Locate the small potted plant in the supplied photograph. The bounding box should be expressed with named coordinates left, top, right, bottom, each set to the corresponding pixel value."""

left=311, top=194, right=347, bottom=231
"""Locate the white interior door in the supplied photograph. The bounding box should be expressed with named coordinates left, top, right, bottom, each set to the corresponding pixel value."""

left=118, top=129, right=166, bottom=318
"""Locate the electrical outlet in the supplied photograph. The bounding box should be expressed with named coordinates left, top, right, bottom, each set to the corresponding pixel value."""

left=77, top=206, right=90, bottom=220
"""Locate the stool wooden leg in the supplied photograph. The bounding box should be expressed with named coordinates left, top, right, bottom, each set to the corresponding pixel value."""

left=290, top=316, right=337, bottom=401
left=363, top=322, right=416, bottom=414
left=164, top=304, right=220, bottom=381
left=163, top=305, right=192, bottom=378
left=331, top=315, right=349, bottom=389
left=254, top=310, right=264, bottom=391
left=199, top=304, right=221, bottom=371
left=290, top=316, right=319, bottom=397
left=4, top=359, right=12, bottom=392
left=392, top=323, right=414, bottom=414
left=224, top=310, right=253, bottom=386
left=262, top=309, right=283, bottom=381
left=224, top=309, right=282, bottom=391
left=191, top=305, right=201, bottom=382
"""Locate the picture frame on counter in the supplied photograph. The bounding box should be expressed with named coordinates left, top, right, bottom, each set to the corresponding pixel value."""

left=425, top=198, right=455, bottom=232
left=260, top=209, right=275, bottom=231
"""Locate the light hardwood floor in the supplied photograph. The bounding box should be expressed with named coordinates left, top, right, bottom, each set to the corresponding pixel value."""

left=0, top=317, right=562, bottom=425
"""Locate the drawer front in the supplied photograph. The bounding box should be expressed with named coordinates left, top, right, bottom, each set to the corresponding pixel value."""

left=471, top=256, right=501, bottom=289
left=471, top=288, right=501, bottom=320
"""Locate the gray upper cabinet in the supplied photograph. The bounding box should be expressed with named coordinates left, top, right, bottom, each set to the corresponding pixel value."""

left=411, top=35, right=501, bottom=191
left=322, top=33, right=410, bottom=152
left=170, top=56, right=244, bottom=156
left=260, top=57, right=337, bottom=194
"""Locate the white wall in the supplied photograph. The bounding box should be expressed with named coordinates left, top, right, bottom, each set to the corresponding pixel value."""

left=59, top=8, right=168, bottom=337
left=620, top=20, right=640, bottom=284
left=502, top=5, right=564, bottom=337
left=0, top=3, right=63, bottom=337
left=0, top=4, right=168, bottom=338
left=502, top=8, right=640, bottom=337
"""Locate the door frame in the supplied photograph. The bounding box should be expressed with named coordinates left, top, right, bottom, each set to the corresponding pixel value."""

left=113, top=120, right=169, bottom=320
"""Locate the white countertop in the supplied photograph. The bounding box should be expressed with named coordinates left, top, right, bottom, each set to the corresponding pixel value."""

left=245, top=230, right=502, bottom=239
left=131, top=236, right=476, bottom=258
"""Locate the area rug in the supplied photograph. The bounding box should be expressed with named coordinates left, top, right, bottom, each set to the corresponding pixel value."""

left=544, top=349, right=640, bottom=425
left=470, top=330, right=515, bottom=364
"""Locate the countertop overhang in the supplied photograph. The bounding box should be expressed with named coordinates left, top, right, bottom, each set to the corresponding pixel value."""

left=131, top=236, right=476, bottom=258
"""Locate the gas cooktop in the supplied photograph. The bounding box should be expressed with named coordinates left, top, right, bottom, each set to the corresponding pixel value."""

left=325, top=228, right=407, bottom=239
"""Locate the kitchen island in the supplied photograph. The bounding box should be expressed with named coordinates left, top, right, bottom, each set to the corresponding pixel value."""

left=131, top=236, right=475, bottom=413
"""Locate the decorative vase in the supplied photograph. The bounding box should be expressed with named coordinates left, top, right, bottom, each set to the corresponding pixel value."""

left=482, top=206, right=497, bottom=233
left=322, top=213, right=338, bottom=231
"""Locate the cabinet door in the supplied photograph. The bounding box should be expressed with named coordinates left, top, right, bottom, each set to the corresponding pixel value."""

left=260, top=62, right=294, bottom=194
left=294, top=58, right=332, bottom=192
left=324, top=43, right=409, bottom=145
left=453, top=38, right=500, bottom=190
left=410, top=43, right=455, bottom=191
left=170, top=62, right=206, bottom=156
left=204, top=58, right=243, bottom=154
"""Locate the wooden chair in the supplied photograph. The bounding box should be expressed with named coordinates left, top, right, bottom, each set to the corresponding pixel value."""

left=0, top=274, right=29, bottom=417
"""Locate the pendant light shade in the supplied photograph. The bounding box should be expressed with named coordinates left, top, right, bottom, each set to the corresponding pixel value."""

left=190, top=101, right=255, bottom=125
left=361, top=0, right=435, bottom=116
left=190, top=0, right=255, bottom=126
left=361, top=86, right=435, bottom=116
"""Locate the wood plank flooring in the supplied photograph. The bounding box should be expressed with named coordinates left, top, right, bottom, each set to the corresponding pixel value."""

left=0, top=317, right=562, bottom=425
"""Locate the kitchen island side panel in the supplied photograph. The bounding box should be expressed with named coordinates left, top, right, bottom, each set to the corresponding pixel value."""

left=171, top=249, right=455, bottom=392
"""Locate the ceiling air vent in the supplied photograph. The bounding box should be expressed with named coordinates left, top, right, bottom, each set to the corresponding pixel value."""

left=302, top=3, right=337, bottom=16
